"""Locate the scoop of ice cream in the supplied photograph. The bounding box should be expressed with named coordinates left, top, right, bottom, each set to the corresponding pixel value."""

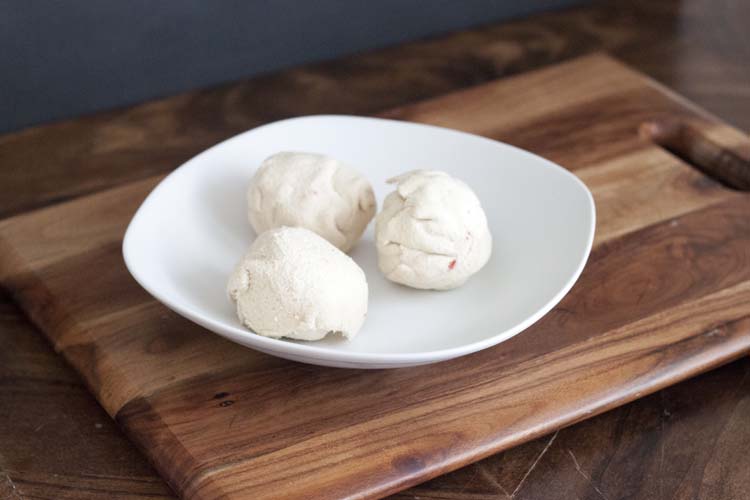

left=227, top=226, right=368, bottom=340
left=375, top=170, right=492, bottom=290
left=247, top=152, right=376, bottom=252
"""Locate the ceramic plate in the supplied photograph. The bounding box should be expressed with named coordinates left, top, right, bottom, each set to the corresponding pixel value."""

left=123, top=115, right=595, bottom=368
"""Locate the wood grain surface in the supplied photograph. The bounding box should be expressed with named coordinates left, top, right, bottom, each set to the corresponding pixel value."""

left=0, top=290, right=173, bottom=500
left=2, top=54, right=749, bottom=500
left=2, top=1, right=750, bottom=498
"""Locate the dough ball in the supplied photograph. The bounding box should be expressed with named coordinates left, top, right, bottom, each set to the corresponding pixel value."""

left=248, top=152, right=376, bottom=252
left=375, top=170, right=492, bottom=290
left=227, top=226, right=368, bottom=341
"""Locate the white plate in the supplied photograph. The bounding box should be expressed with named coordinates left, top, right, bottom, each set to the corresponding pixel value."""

left=123, top=115, right=595, bottom=369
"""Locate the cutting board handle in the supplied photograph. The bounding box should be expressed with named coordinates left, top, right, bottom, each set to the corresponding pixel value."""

left=640, top=118, right=750, bottom=191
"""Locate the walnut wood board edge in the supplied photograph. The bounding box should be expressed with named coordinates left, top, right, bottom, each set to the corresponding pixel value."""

left=1, top=55, right=749, bottom=500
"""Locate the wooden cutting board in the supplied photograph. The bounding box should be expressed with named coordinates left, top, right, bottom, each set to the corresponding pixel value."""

left=1, top=55, right=749, bottom=500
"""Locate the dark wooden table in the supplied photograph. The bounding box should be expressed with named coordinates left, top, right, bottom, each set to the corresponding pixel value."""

left=1, top=1, right=748, bottom=498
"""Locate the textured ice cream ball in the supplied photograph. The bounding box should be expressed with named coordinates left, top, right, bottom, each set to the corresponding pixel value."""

left=375, top=170, right=492, bottom=290
left=247, top=152, right=376, bottom=252
left=227, top=226, right=368, bottom=341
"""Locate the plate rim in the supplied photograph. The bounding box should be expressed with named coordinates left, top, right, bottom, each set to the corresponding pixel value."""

left=122, top=114, right=596, bottom=366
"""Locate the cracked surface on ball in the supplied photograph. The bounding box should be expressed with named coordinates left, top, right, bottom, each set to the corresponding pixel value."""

left=375, top=170, right=492, bottom=290
left=247, top=152, right=376, bottom=252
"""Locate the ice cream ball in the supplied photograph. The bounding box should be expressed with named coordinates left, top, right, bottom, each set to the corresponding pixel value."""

left=247, top=152, right=376, bottom=252
left=375, top=170, right=492, bottom=290
left=227, top=226, right=368, bottom=340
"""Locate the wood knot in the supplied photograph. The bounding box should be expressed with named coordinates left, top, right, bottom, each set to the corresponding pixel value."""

left=392, top=455, right=425, bottom=474
left=146, top=335, right=181, bottom=354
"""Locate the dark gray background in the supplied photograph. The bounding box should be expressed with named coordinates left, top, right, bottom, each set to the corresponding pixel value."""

left=0, top=1, right=582, bottom=133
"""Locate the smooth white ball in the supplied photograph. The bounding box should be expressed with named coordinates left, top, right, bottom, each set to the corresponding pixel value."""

left=227, top=227, right=368, bottom=341
left=375, top=170, right=492, bottom=290
left=247, top=152, right=376, bottom=252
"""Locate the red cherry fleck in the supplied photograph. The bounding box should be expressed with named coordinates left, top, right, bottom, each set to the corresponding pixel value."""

left=448, top=259, right=457, bottom=270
